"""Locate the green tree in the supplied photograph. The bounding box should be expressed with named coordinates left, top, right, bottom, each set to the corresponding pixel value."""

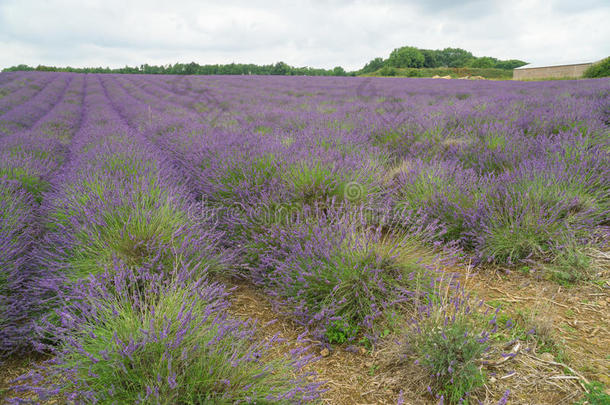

left=271, top=61, right=291, bottom=75
left=332, top=66, right=347, bottom=76
left=583, top=57, right=610, bottom=78
left=494, top=59, right=527, bottom=69
left=361, top=57, right=386, bottom=73
left=469, top=56, right=497, bottom=68
left=420, top=49, right=440, bottom=68
left=438, top=48, right=473, bottom=67
left=183, top=62, right=199, bottom=75
left=388, top=46, right=425, bottom=68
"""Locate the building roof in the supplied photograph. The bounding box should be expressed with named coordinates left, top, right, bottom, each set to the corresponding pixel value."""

left=515, top=61, right=595, bottom=70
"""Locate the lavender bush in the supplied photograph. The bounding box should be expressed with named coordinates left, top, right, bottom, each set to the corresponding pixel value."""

left=404, top=283, right=495, bottom=404
left=250, top=207, right=445, bottom=342
left=0, top=74, right=85, bottom=356
left=13, top=264, right=321, bottom=404
left=0, top=179, right=35, bottom=356
left=40, top=76, right=224, bottom=283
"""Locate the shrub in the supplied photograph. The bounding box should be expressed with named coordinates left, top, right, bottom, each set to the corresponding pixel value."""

left=583, top=57, right=610, bottom=78
left=0, top=180, right=37, bottom=356
left=45, top=169, right=223, bottom=281
left=253, top=209, right=438, bottom=342
left=472, top=161, right=606, bottom=271
left=0, top=150, right=52, bottom=203
left=391, top=161, right=483, bottom=244
left=15, top=264, right=321, bottom=404
left=284, top=162, right=347, bottom=205
left=207, top=152, right=280, bottom=205
left=379, top=66, right=399, bottom=76
left=405, top=285, right=492, bottom=403
left=577, top=381, right=610, bottom=405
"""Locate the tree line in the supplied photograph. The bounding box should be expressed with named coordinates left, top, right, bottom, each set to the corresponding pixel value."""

left=2, top=61, right=350, bottom=76
left=360, top=47, right=527, bottom=74
left=2, top=46, right=527, bottom=76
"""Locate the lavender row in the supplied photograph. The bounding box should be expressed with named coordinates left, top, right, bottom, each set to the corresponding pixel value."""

left=0, top=75, right=86, bottom=357
left=0, top=71, right=21, bottom=86
left=105, top=75, right=449, bottom=345
left=66, top=71, right=448, bottom=347
left=134, top=75, right=609, bottom=279
left=0, top=72, right=61, bottom=117
left=3, top=71, right=607, bottom=403
left=0, top=73, right=73, bottom=136
left=7, top=74, right=321, bottom=403
left=110, top=74, right=608, bottom=402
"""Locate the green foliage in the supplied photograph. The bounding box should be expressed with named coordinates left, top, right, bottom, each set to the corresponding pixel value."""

left=284, top=162, right=369, bottom=205
left=0, top=167, right=48, bottom=203
left=406, top=288, right=491, bottom=404
left=480, top=172, right=605, bottom=268
left=402, top=68, right=423, bottom=77
left=468, top=57, right=497, bottom=68
left=368, top=66, right=513, bottom=80
left=544, top=246, right=591, bottom=284
left=3, top=47, right=527, bottom=76
left=361, top=57, right=386, bottom=74
left=332, top=66, right=347, bottom=76
left=57, top=282, right=307, bottom=404
left=102, top=153, right=158, bottom=177
left=583, top=57, right=610, bottom=78
left=438, top=48, right=474, bottom=68
left=420, top=49, right=440, bottom=68
left=416, top=320, right=487, bottom=403
left=388, top=46, right=425, bottom=68
left=577, top=382, right=610, bottom=405
left=2, top=64, right=35, bottom=72
left=379, top=66, right=399, bottom=76
left=371, top=129, right=406, bottom=149
left=395, top=165, right=480, bottom=241
left=494, top=59, right=528, bottom=69
left=3, top=61, right=352, bottom=77
left=213, top=154, right=278, bottom=203
left=457, top=133, right=515, bottom=174
left=271, top=61, right=291, bottom=75
left=360, top=46, right=525, bottom=75
left=481, top=204, right=563, bottom=265
left=66, top=200, right=194, bottom=279
left=50, top=173, right=221, bottom=280
left=272, top=231, right=433, bottom=342
left=325, top=320, right=360, bottom=344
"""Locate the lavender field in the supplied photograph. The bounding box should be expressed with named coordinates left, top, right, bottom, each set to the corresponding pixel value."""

left=0, top=71, right=609, bottom=404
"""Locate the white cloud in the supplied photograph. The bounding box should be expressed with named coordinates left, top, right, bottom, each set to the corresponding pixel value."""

left=0, top=0, right=608, bottom=70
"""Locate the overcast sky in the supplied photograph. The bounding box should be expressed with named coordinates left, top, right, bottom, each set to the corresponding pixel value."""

left=0, top=0, right=608, bottom=71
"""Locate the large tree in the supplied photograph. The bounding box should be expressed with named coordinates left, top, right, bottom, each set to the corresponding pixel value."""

left=388, top=46, right=425, bottom=68
left=438, top=48, right=474, bottom=67
left=469, top=56, right=497, bottom=68
left=420, top=49, right=440, bottom=68
left=361, top=57, right=386, bottom=73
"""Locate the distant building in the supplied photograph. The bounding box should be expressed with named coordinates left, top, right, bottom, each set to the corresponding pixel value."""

left=513, top=61, right=595, bottom=80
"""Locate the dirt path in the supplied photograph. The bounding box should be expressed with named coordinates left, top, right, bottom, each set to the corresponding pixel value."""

left=461, top=268, right=610, bottom=388
left=227, top=281, right=403, bottom=405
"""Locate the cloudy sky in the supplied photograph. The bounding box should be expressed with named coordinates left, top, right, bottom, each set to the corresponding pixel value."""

left=0, top=0, right=608, bottom=71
